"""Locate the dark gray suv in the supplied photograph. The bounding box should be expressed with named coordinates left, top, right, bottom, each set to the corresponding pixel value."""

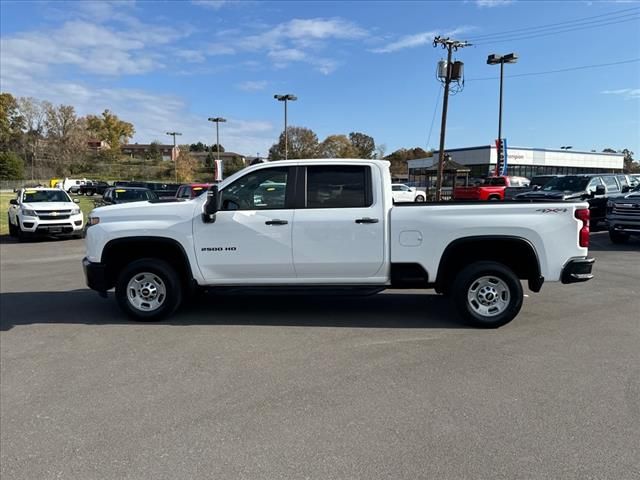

left=607, top=184, right=640, bottom=243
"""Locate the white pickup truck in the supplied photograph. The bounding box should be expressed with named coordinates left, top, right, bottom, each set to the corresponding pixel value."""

left=83, top=159, right=594, bottom=328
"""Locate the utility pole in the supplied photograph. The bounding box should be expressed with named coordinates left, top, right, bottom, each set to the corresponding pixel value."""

left=166, top=131, right=182, bottom=183
left=274, top=94, right=297, bottom=160
left=433, top=36, right=470, bottom=201
left=208, top=117, right=226, bottom=181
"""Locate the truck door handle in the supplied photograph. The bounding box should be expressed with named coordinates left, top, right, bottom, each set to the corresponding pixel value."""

left=355, top=217, right=379, bottom=224
left=265, top=219, right=288, bottom=226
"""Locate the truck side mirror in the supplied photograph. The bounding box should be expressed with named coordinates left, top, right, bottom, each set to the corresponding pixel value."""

left=202, top=185, right=219, bottom=223
left=9, top=199, right=18, bottom=205
left=621, top=185, right=630, bottom=193
left=595, top=185, right=606, bottom=196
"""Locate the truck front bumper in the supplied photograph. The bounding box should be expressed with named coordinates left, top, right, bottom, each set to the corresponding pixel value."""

left=561, top=257, right=595, bottom=284
left=83, top=257, right=110, bottom=293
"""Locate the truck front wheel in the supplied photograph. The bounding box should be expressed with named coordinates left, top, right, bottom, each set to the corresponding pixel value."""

left=115, top=258, right=183, bottom=321
left=452, top=261, right=523, bottom=328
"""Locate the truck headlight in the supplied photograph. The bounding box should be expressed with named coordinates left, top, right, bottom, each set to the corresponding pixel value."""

left=87, top=216, right=100, bottom=226
left=607, top=201, right=614, bottom=208
left=21, top=207, right=37, bottom=217
left=71, top=206, right=81, bottom=215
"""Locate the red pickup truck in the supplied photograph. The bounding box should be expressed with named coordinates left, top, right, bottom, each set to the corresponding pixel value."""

left=453, top=176, right=530, bottom=201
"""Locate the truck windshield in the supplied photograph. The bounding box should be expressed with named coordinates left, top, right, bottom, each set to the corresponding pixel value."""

left=542, top=176, right=589, bottom=192
left=22, top=190, right=71, bottom=203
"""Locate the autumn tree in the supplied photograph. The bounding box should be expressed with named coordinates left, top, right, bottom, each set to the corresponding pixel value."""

left=349, top=132, right=376, bottom=159
left=385, top=147, right=432, bottom=176
left=268, top=126, right=319, bottom=160
left=86, top=109, right=135, bottom=151
left=176, top=146, right=198, bottom=182
left=319, top=134, right=358, bottom=158
left=46, top=104, right=89, bottom=174
left=603, top=147, right=639, bottom=173
left=0, top=92, right=24, bottom=150
left=0, top=151, right=24, bottom=180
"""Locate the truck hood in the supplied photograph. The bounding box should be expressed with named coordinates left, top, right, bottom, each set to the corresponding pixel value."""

left=21, top=202, right=78, bottom=211
left=611, top=191, right=640, bottom=204
left=91, top=198, right=200, bottom=222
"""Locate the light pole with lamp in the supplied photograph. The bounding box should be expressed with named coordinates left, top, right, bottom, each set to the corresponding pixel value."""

left=487, top=53, right=518, bottom=175
left=207, top=117, right=226, bottom=181
left=274, top=94, right=297, bottom=160
left=166, top=131, right=182, bottom=183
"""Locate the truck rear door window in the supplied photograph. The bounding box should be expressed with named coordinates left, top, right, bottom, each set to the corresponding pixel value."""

left=306, top=165, right=372, bottom=208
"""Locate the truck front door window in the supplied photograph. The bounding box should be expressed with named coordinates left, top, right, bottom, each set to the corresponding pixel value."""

left=306, top=166, right=371, bottom=208
left=221, top=168, right=288, bottom=210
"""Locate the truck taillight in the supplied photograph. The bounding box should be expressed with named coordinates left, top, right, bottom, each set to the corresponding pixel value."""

left=575, top=208, right=590, bottom=248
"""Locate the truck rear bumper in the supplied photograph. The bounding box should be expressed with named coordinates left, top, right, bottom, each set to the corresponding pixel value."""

left=561, top=257, right=595, bottom=284
left=83, top=257, right=110, bottom=294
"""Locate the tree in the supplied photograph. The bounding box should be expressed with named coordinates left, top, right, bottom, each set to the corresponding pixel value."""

left=46, top=104, right=89, bottom=174
left=190, top=142, right=207, bottom=152
left=86, top=109, right=135, bottom=151
left=17, top=97, right=49, bottom=179
left=319, top=134, right=358, bottom=158
left=176, top=146, right=198, bottom=182
left=385, top=147, right=432, bottom=176
left=268, top=126, right=319, bottom=160
left=0, top=151, right=25, bottom=180
left=210, top=143, right=225, bottom=154
left=349, top=132, right=376, bottom=159
left=0, top=92, right=24, bottom=150
left=375, top=144, right=387, bottom=160
left=145, top=141, right=163, bottom=161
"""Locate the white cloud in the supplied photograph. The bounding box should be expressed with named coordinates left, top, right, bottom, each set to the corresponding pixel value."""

left=602, top=88, right=640, bottom=99
left=475, top=0, right=513, bottom=7
left=191, top=0, right=229, bottom=10
left=237, top=80, right=268, bottom=91
left=372, top=27, right=474, bottom=53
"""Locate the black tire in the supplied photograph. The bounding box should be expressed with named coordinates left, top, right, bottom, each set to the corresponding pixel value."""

left=488, top=195, right=501, bottom=201
left=17, top=227, right=30, bottom=243
left=609, top=229, right=629, bottom=244
left=451, top=261, right=523, bottom=328
left=8, top=215, right=18, bottom=237
left=115, top=258, right=183, bottom=321
left=73, top=230, right=86, bottom=239
left=415, top=195, right=425, bottom=202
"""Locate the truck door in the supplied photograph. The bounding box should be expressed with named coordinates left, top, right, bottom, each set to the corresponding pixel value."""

left=292, top=164, right=385, bottom=280
left=193, top=166, right=296, bottom=283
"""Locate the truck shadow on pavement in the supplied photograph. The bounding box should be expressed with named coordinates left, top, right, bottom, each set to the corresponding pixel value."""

left=588, top=232, right=640, bottom=252
left=0, top=289, right=467, bottom=331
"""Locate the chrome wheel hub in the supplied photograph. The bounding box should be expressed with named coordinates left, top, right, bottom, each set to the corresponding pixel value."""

left=127, top=273, right=166, bottom=312
left=467, top=276, right=510, bottom=317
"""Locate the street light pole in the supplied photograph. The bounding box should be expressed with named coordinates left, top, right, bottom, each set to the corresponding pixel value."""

left=274, top=94, right=297, bottom=160
left=166, top=131, right=182, bottom=183
left=207, top=117, right=226, bottom=181
left=487, top=53, right=518, bottom=175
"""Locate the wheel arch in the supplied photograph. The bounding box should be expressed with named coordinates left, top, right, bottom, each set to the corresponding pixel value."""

left=436, top=235, right=543, bottom=293
left=101, top=236, right=195, bottom=290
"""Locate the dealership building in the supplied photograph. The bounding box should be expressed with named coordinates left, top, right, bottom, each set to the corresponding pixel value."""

left=407, top=145, right=624, bottom=186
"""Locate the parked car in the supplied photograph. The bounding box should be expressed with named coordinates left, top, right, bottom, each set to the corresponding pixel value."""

left=453, top=176, right=530, bottom=201
left=504, top=175, right=560, bottom=200
left=79, top=181, right=110, bottom=196
left=97, top=187, right=158, bottom=206
left=606, top=183, right=640, bottom=243
left=515, top=174, right=622, bottom=227
left=83, top=159, right=594, bottom=328
left=112, top=181, right=180, bottom=198
left=176, top=183, right=213, bottom=200
left=391, top=183, right=426, bottom=202
left=7, top=187, right=84, bottom=241
left=56, top=177, right=88, bottom=193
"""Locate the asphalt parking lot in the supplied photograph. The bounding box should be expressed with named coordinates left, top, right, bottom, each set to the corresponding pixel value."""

left=1, top=233, right=639, bottom=480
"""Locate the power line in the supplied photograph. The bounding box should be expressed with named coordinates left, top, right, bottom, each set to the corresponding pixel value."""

left=426, top=85, right=441, bottom=150
left=466, top=58, right=640, bottom=81
left=467, top=6, right=639, bottom=41
left=471, top=15, right=640, bottom=46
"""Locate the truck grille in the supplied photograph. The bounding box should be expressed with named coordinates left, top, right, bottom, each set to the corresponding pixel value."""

left=612, top=204, right=640, bottom=216
left=35, top=210, right=71, bottom=220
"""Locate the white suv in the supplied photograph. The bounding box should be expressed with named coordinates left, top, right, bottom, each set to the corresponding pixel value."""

left=391, top=183, right=426, bottom=202
left=8, top=188, right=85, bottom=241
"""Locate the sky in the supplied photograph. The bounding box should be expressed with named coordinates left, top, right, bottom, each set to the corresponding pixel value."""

left=1, top=0, right=639, bottom=157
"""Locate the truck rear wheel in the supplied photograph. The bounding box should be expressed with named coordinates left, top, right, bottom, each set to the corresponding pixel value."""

left=451, top=261, right=523, bottom=328
left=115, top=258, right=183, bottom=321
left=8, top=215, right=18, bottom=237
